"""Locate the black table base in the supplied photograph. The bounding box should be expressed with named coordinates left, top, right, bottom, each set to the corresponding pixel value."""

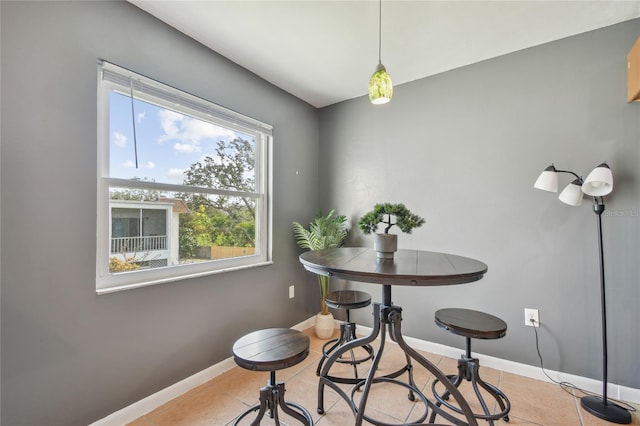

left=317, top=285, right=478, bottom=426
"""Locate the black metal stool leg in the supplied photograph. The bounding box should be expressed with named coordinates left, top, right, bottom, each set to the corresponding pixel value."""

left=479, top=381, right=509, bottom=421
left=316, top=323, right=347, bottom=376
left=275, top=381, right=313, bottom=425
left=431, top=352, right=510, bottom=424
left=468, top=361, right=495, bottom=426
left=233, top=385, right=270, bottom=425
left=472, top=366, right=511, bottom=422
left=428, top=372, right=464, bottom=423
left=316, top=310, right=374, bottom=379
left=234, top=371, right=313, bottom=426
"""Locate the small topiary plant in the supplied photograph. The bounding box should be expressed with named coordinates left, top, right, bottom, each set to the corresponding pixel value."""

left=358, top=203, right=425, bottom=235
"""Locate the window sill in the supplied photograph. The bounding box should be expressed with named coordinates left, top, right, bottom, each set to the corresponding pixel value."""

left=96, top=261, right=274, bottom=295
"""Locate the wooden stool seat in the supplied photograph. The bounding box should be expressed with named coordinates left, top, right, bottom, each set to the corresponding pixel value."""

left=434, top=308, right=507, bottom=340
left=325, top=290, right=372, bottom=310
left=430, top=308, right=510, bottom=425
left=232, top=328, right=313, bottom=425
left=233, top=327, right=309, bottom=371
left=316, top=290, right=374, bottom=380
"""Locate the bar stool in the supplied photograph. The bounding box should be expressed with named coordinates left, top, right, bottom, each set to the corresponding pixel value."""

left=316, top=290, right=374, bottom=377
left=429, top=308, right=511, bottom=425
left=232, top=328, right=314, bottom=425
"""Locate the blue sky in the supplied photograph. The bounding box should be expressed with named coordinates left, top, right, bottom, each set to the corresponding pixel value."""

left=109, top=92, right=253, bottom=185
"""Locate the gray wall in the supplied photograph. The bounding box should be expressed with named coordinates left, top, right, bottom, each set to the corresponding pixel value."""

left=319, top=19, right=640, bottom=390
left=1, top=1, right=320, bottom=425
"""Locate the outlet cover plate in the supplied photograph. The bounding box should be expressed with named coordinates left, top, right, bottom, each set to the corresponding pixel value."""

left=525, top=308, right=540, bottom=327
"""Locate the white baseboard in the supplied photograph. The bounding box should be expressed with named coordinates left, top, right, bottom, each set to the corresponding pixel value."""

left=91, top=317, right=639, bottom=425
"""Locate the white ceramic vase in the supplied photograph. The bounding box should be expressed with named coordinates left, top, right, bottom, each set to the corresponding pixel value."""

left=373, top=233, right=398, bottom=259
left=314, top=312, right=335, bottom=339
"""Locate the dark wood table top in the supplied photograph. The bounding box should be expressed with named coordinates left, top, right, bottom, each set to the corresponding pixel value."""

left=299, top=247, right=487, bottom=287
left=232, top=328, right=310, bottom=372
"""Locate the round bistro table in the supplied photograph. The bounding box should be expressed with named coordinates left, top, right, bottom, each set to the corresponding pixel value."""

left=299, top=247, right=488, bottom=426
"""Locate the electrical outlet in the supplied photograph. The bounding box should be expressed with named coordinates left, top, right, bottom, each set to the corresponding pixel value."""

left=289, top=285, right=295, bottom=299
left=524, top=308, right=540, bottom=327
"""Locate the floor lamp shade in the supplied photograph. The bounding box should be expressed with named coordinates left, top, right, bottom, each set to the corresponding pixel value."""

left=558, top=179, right=584, bottom=206
left=533, top=165, right=558, bottom=192
left=582, top=163, right=613, bottom=196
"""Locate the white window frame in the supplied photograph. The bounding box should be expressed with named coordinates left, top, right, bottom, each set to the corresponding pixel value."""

left=96, top=61, right=273, bottom=294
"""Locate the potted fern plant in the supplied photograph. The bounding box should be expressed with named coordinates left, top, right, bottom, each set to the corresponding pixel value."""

left=358, top=203, right=425, bottom=259
left=293, top=209, right=348, bottom=338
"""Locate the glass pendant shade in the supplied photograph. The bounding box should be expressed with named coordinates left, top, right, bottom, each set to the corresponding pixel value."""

left=558, top=179, right=584, bottom=206
left=582, top=163, right=613, bottom=196
left=369, top=63, right=393, bottom=105
left=533, top=165, right=558, bottom=192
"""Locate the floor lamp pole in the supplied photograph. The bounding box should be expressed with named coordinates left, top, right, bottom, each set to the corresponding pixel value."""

left=580, top=198, right=631, bottom=424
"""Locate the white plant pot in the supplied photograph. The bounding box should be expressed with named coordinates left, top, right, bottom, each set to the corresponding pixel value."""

left=373, top=233, right=398, bottom=259
left=314, top=312, right=335, bottom=339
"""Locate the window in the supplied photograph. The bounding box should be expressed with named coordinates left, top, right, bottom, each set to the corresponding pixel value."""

left=97, top=61, right=272, bottom=293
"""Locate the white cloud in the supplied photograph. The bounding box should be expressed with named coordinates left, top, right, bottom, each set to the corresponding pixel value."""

left=123, top=160, right=136, bottom=168
left=157, top=108, right=237, bottom=154
left=158, top=110, right=184, bottom=144
left=113, top=131, right=127, bottom=148
left=183, top=118, right=236, bottom=142
left=137, top=111, right=146, bottom=123
left=143, top=161, right=155, bottom=169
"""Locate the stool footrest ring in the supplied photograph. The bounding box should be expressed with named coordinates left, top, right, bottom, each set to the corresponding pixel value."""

left=233, top=381, right=313, bottom=426
left=316, top=321, right=374, bottom=377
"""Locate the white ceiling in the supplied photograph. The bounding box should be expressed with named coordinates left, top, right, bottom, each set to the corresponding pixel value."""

left=129, top=1, right=640, bottom=108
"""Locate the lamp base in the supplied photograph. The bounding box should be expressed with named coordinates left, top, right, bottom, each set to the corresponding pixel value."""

left=581, top=395, right=631, bottom=424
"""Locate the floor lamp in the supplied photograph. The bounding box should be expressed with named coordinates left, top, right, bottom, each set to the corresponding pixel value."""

left=533, top=162, right=631, bottom=424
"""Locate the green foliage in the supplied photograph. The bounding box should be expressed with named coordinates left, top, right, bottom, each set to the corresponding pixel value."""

left=177, top=138, right=257, bottom=251
left=293, top=210, right=348, bottom=314
left=358, top=203, right=425, bottom=235
left=293, top=210, right=348, bottom=251
left=180, top=203, right=255, bottom=252
left=181, top=138, right=256, bottom=220
left=178, top=226, right=198, bottom=259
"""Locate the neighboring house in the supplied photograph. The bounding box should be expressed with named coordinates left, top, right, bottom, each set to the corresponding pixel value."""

left=110, top=198, right=190, bottom=269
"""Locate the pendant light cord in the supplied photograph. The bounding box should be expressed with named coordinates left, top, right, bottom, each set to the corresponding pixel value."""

left=377, top=0, right=382, bottom=64
left=129, top=80, right=139, bottom=169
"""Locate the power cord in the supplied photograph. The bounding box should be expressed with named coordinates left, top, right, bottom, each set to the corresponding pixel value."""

left=530, top=318, right=636, bottom=413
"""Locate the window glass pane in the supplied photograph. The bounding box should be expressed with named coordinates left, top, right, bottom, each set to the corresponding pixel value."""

left=112, top=208, right=139, bottom=238
left=109, top=92, right=257, bottom=191
left=108, top=189, right=257, bottom=274
left=142, top=209, right=166, bottom=237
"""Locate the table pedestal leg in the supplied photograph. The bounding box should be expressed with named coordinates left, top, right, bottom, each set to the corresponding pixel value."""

left=318, top=284, right=478, bottom=425
left=352, top=302, right=428, bottom=425
left=387, top=307, right=478, bottom=426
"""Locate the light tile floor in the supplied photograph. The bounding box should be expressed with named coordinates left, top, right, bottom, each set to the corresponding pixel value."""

left=129, top=328, right=639, bottom=426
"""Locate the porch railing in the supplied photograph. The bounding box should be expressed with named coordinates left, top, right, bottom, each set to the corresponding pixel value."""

left=111, top=235, right=167, bottom=254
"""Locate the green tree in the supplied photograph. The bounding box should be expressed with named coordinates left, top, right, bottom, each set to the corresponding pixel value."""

left=181, top=138, right=255, bottom=219
left=180, top=138, right=257, bottom=248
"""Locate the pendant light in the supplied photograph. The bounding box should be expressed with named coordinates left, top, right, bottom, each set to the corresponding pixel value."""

left=368, top=0, right=393, bottom=104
